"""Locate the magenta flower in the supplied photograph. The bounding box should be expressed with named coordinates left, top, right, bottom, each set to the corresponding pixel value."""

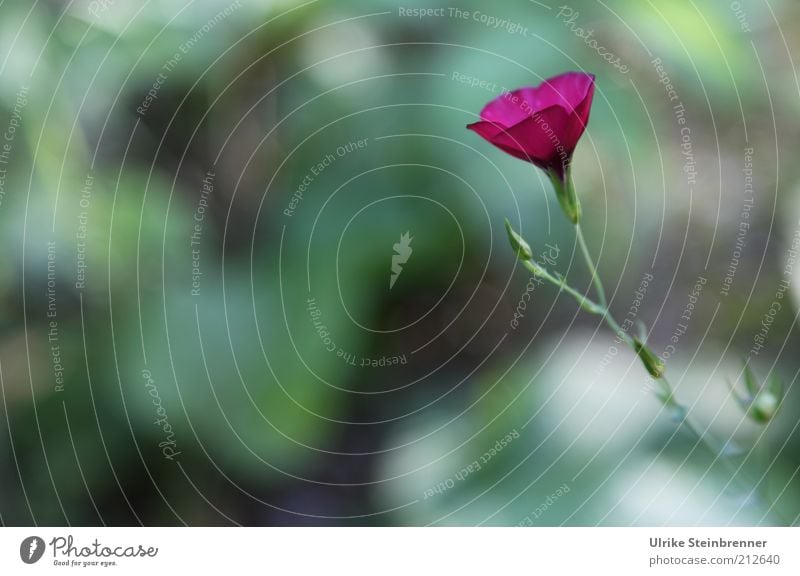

left=467, top=71, right=596, bottom=223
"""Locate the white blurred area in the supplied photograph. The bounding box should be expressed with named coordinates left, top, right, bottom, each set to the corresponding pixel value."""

left=299, top=17, right=385, bottom=90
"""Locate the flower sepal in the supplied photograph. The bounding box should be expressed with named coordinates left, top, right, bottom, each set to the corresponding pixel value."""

left=730, top=364, right=783, bottom=424
left=547, top=167, right=581, bottom=224
left=633, top=336, right=665, bottom=379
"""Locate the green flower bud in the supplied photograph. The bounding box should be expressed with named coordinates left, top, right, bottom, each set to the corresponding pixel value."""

left=730, top=364, right=783, bottom=425
left=504, top=219, right=533, bottom=261
left=749, top=392, right=779, bottom=424
left=633, top=336, right=665, bottom=379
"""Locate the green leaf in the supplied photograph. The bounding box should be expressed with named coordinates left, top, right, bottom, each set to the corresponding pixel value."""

left=743, top=363, right=760, bottom=397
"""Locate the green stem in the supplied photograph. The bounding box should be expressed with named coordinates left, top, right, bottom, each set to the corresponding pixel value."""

left=679, top=407, right=749, bottom=483
left=513, top=217, right=782, bottom=521
left=657, top=375, right=785, bottom=523
left=521, top=260, right=605, bottom=315
left=572, top=224, right=631, bottom=344
left=575, top=224, right=607, bottom=308
left=754, top=434, right=788, bottom=524
left=520, top=258, right=629, bottom=346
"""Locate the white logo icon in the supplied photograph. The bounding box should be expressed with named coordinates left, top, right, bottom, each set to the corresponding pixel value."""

left=390, top=232, right=413, bottom=289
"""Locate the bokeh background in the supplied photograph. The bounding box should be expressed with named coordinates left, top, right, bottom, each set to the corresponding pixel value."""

left=0, top=0, right=799, bottom=526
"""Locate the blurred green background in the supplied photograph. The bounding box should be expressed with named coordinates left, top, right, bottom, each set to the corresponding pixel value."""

left=0, top=0, right=799, bottom=526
